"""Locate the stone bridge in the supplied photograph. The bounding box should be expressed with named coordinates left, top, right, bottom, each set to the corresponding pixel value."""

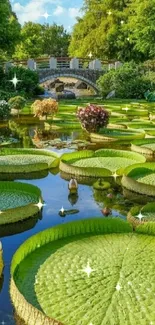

left=5, top=57, right=122, bottom=93
left=38, top=68, right=104, bottom=93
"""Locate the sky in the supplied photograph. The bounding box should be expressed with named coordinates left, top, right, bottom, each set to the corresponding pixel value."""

left=10, top=0, right=83, bottom=31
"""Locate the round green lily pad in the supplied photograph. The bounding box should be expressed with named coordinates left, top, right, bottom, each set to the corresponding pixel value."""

left=90, top=128, right=145, bottom=143
left=128, top=202, right=155, bottom=227
left=10, top=218, right=155, bottom=325
left=131, top=139, right=155, bottom=156
left=0, top=181, right=42, bottom=225
left=60, top=149, right=146, bottom=177
left=93, top=179, right=111, bottom=190
left=0, top=148, right=59, bottom=173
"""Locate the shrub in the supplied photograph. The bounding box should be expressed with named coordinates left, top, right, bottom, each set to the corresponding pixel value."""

left=3, top=66, right=39, bottom=95
left=32, top=98, right=58, bottom=119
left=34, top=85, right=45, bottom=95
left=8, top=96, right=26, bottom=117
left=97, top=62, right=155, bottom=99
left=0, top=100, right=10, bottom=120
left=77, top=104, right=109, bottom=133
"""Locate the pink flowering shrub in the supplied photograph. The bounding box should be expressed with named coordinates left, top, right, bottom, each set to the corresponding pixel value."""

left=77, top=104, right=109, bottom=133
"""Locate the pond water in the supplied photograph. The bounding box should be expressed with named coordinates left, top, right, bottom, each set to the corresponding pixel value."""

left=0, top=121, right=153, bottom=324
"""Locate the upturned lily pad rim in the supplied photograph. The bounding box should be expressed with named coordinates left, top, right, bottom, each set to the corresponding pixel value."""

left=0, top=148, right=59, bottom=173
left=122, top=163, right=155, bottom=197
left=10, top=217, right=155, bottom=325
left=10, top=218, right=132, bottom=325
left=60, top=149, right=146, bottom=178
left=0, top=181, right=42, bottom=225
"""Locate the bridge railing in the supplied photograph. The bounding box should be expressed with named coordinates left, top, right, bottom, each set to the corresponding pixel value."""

left=3, top=57, right=122, bottom=72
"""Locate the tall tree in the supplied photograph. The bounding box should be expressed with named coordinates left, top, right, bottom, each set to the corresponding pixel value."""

left=127, top=0, right=155, bottom=60
left=0, top=0, right=21, bottom=59
left=69, top=0, right=150, bottom=62
left=42, top=24, right=70, bottom=57
left=14, top=23, right=70, bottom=59
left=14, top=22, right=44, bottom=59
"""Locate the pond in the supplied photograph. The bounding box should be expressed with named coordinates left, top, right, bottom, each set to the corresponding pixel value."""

left=0, top=101, right=155, bottom=324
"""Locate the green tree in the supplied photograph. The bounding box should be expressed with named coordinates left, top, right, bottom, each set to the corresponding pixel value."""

left=126, top=0, right=155, bottom=60
left=42, top=24, right=70, bottom=57
left=69, top=0, right=130, bottom=60
left=14, top=22, right=70, bottom=59
left=69, top=0, right=153, bottom=62
left=13, top=22, right=43, bottom=59
left=0, top=0, right=21, bottom=59
left=8, top=96, right=26, bottom=117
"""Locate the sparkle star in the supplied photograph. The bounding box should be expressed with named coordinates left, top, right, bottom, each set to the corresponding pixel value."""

left=0, top=210, right=4, bottom=214
left=34, top=199, right=45, bottom=211
left=122, top=106, right=129, bottom=112
left=107, top=10, right=112, bottom=15
left=82, top=260, right=95, bottom=278
left=121, top=20, right=124, bottom=24
left=1, top=321, right=6, bottom=325
left=9, top=73, right=21, bottom=89
left=116, top=283, right=121, bottom=291
left=41, top=12, right=51, bottom=20
left=60, top=206, right=65, bottom=214
left=137, top=212, right=144, bottom=222
left=112, top=171, right=119, bottom=181
left=88, top=52, right=93, bottom=59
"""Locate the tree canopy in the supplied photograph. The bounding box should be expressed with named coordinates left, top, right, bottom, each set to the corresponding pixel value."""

left=0, top=0, right=21, bottom=60
left=69, top=0, right=155, bottom=62
left=13, top=22, right=71, bottom=59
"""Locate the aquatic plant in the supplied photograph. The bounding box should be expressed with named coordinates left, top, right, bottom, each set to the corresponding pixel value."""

left=0, top=148, right=59, bottom=173
left=10, top=217, right=155, bottom=325
left=60, top=149, right=145, bottom=177
left=0, top=181, right=42, bottom=225
left=122, top=163, right=155, bottom=196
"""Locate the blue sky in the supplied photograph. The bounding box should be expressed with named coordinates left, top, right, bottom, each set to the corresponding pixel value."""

left=10, top=0, right=83, bottom=31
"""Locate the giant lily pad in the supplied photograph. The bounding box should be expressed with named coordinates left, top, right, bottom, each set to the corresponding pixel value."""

left=10, top=218, right=155, bottom=325
left=60, top=149, right=145, bottom=178
left=90, top=128, right=145, bottom=143
left=0, top=148, right=59, bottom=173
left=127, top=202, right=155, bottom=227
left=131, top=139, right=155, bottom=156
left=0, top=181, right=42, bottom=225
left=122, top=163, right=155, bottom=196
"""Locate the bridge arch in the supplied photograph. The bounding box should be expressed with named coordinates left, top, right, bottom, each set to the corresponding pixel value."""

left=39, top=72, right=99, bottom=94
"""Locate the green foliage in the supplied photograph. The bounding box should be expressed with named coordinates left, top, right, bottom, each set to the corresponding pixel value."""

left=8, top=96, right=26, bottom=114
left=0, top=90, right=27, bottom=101
left=0, top=100, right=10, bottom=120
left=0, top=247, right=3, bottom=277
left=0, top=0, right=21, bottom=59
left=13, top=22, right=70, bottom=59
left=69, top=0, right=155, bottom=62
left=2, top=66, right=39, bottom=95
left=97, top=62, right=155, bottom=99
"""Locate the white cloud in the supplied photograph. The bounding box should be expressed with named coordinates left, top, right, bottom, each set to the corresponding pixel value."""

left=53, top=6, right=65, bottom=16
left=12, top=0, right=60, bottom=24
left=68, top=7, right=80, bottom=18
